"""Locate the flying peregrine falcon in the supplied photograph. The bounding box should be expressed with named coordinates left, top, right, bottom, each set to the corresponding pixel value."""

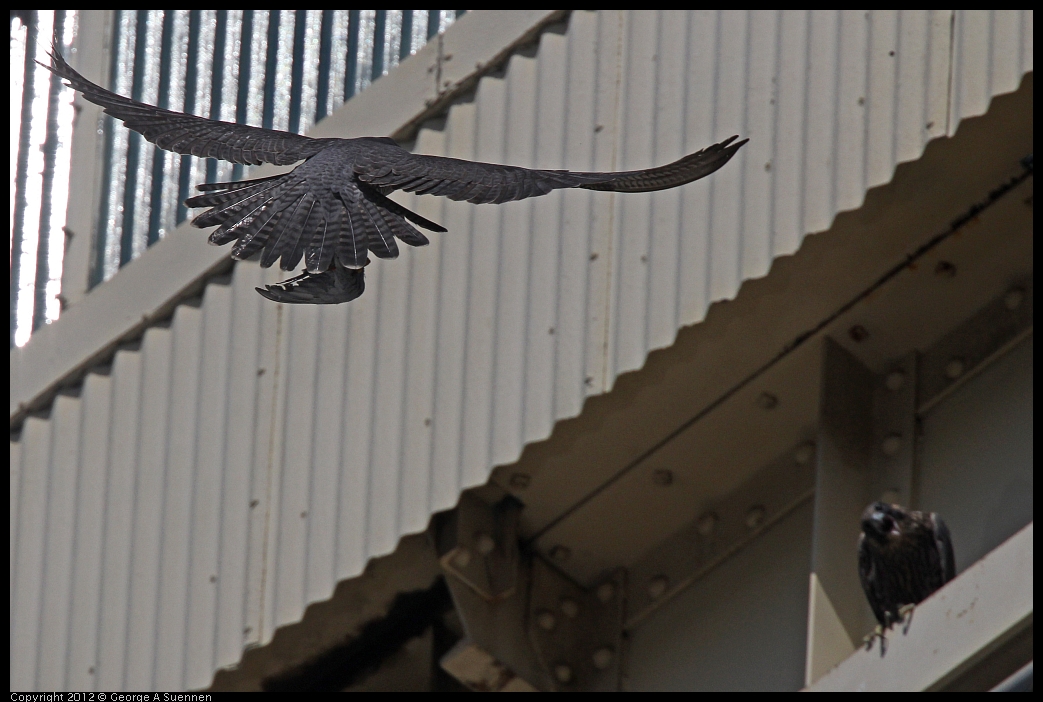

left=858, top=502, right=955, bottom=652
left=44, top=46, right=747, bottom=304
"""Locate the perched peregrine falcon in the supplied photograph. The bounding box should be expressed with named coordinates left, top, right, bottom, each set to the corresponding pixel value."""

left=858, top=502, right=955, bottom=652
left=43, top=46, right=747, bottom=304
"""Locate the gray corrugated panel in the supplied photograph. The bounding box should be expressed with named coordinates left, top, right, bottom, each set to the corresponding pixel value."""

left=68, top=372, right=113, bottom=690
left=952, top=10, right=1033, bottom=128
left=11, top=417, right=48, bottom=691
left=123, top=325, right=171, bottom=689
left=33, top=394, right=81, bottom=688
left=8, top=10, right=1033, bottom=691
left=96, top=347, right=141, bottom=690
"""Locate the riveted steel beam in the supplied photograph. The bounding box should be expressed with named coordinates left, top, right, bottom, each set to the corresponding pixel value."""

left=625, top=442, right=816, bottom=629
left=438, top=488, right=624, bottom=691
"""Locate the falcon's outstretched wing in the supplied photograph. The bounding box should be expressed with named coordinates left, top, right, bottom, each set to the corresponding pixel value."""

left=352, top=136, right=749, bottom=205
left=42, top=45, right=333, bottom=166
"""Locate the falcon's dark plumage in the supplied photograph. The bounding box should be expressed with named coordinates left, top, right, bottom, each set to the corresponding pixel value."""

left=858, top=502, right=955, bottom=648
left=43, top=47, right=747, bottom=303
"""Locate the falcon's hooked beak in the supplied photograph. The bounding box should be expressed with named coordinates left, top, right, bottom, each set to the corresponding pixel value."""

left=861, top=502, right=900, bottom=543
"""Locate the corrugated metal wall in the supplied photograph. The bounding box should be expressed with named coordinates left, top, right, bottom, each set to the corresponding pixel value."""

left=10, top=10, right=1033, bottom=691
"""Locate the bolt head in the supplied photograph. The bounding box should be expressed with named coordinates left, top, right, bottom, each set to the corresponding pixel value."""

left=554, top=664, right=574, bottom=684
left=849, top=325, right=870, bottom=342
left=596, top=582, right=616, bottom=603
left=592, top=646, right=614, bottom=670
left=934, top=260, right=957, bottom=278
left=559, top=597, right=579, bottom=618
left=550, top=545, right=571, bottom=563
left=475, top=532, right=495, bottom=556
left=452, top=547, right=472, bottom=569
left=1004, top=287, right=1025, bottom=310
left=745, top=505, right=766, bottom=529
left=757, top=392, right=779, bottom=410
left=536, top=609, right=557, bottom=631
left=696, top=512, right=718, bottom=537
left=881, top=434, right=902, bottom=457
left=794, top=442, right=815, bottom=465
left=647, top=575, right=669, bottom=600
left=509, top=472, right=531, bottom=489
left=885, top=370, right=906, bottom=391
left=945, top=358, right=965, bottom=379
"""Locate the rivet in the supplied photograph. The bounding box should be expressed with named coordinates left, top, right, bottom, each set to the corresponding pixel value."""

left=934, top=261, right=957, bottom=278
left=559, top=598, right=579, bottom=618
left=757, top=392, right=779, bottom=410
left=653, top=469, right=673, bottom=486
left=554, top=664, right=574, bottom=684
left=550, top=545, right=571, bottom=563
left=849, top=325, right=870, bottom=342
left=696, top=512, right=718, bottom=537
left=536, top=609, right=557, bottom=631
left=509, top=472, right=531, bottom=489
left=881, top=434, right=902, bottom=457
left=745, top=505, right=766, bottom=529
left=1004, top=287, right=1024, bottom=310
left=647, top=575, right=669, bottom=600
left=475, top=532, right=495, bottom=556
left=794, top=442, right=815, bottom=465
left=592, top=646, right=614, bottom=670
left=885, top=370, right=906, bottom=391
left=945, top=358, right=965, bottom=379
left=452, top=547, right=472, bottom=569
left=596, top=582, right=616, bottom=603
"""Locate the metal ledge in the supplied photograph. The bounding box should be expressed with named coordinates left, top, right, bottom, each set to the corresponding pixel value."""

left=806, top=522, right=1033, bottom=691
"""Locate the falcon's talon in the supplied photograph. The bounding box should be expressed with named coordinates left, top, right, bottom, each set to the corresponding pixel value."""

left=863, top=625, right=888, bottom=655
left=899, top=603, right=916, bottom=634
left=256, top=267, right=365, bottom=304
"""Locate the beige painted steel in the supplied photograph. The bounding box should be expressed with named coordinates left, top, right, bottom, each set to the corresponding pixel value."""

left=10, top=10, right=1034, bottom=691
left=625, top=501, right=813, bottom=690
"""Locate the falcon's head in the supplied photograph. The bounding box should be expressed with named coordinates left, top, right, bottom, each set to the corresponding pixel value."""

left=859, top=501, right=908, bottom=547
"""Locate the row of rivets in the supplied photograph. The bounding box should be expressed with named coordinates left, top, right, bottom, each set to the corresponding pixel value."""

left=537, top=579, right=619, bottom=686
